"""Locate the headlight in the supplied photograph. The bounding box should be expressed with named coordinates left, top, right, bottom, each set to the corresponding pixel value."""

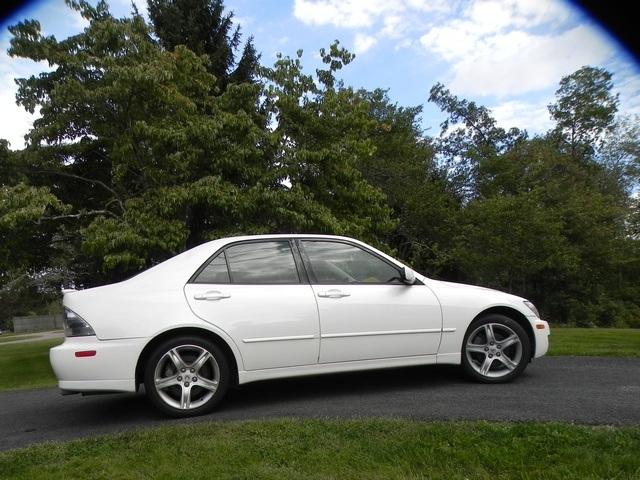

left=63, top=308, right=96, bottom=337
left=523, top=301, right=540, bottom=318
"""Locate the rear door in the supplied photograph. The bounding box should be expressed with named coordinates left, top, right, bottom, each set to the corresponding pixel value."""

left=184, top=240, right=320, bottom=370
left=298, top=239, right=442, bottom=364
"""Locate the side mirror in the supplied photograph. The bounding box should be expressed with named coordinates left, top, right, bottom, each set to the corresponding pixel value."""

left=401, top=266, right=415, bottom=285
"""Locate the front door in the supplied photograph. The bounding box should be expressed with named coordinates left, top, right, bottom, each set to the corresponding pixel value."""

left=298, top=240, right=442, bottom=364
left=184, top=240, right=319, bottom=370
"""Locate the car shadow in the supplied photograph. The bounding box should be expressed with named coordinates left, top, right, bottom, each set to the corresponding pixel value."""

left=224, top=363, right=466, bottom=409
left=68, top=363, right=467, bottom=423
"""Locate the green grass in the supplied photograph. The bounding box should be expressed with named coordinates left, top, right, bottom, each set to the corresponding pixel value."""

left=0, top=334, right=38, bottom=344
left=0, top=331, right=21, bottom=337
left=0, top=419, right=639, bottom=479
left=0, top=339, right=63, bottom=391
left=548, top=327, right=640, bottom=357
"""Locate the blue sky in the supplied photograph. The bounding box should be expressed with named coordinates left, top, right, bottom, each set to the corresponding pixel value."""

left=1, top=0, right=639, bottom=149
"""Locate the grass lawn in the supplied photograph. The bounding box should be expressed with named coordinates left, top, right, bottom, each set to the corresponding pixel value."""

left=0, top=339, right=63, bottom=391
left=1, top=419, right=639, bottom=479
left=0, top=334, right=38, bottom=344
left=548, top=327, right=640, bottom=357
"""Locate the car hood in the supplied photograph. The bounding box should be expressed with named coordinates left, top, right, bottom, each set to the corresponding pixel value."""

left=419, top=276, right=532, bottom=315
left=431, top=279, right=525, bottom=299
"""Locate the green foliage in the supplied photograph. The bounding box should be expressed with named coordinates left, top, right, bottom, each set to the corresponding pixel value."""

left=148, top=0, right=259, bottom=88
left=1, top=0, right=638, bottom=328
left=354, top=88, right=459, bottom=270
left=428, top=75, right=638, bottom=325
left=598, top=114, right=640, bottom=197
left=0, top=339, right=63, bottom=390
left=428, top=82, right=525, bottom=200
left=548, top=327, right=640, bottom=356
left=260, top=42, right=395, bottom=246
left=2, top=420, right=640, bottom=479
left=2, top=3, right=393, bottom=304
left=0, top=142, right=72, bottom=326
left=549, top=65, right=619, bottom=158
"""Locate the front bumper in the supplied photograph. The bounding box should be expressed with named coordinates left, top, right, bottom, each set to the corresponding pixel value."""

left=532, top=319, right=550, bottom=358
left=49, top=336, right=146, bottom=393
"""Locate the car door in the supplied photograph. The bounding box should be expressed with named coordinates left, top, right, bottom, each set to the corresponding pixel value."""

left=298, top=239, right=442, bottom=364
left=184, top=240, right=320, bottom=371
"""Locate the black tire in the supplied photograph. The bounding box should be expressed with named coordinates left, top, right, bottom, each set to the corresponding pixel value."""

left=144, top=335, right=230, bottom=417
left=461, top=314, right=531, bottom=383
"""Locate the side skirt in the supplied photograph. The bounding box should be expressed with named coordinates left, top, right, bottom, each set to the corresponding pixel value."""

left=238, top=353, right=461, bottom=385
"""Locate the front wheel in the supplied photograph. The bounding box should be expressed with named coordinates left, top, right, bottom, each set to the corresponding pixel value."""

left=144, top=336, right=230, bottom=417
left=462, top=314, right=531, bottom=383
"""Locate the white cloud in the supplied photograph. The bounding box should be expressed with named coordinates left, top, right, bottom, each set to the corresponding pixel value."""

left=353, top=33, right=377, bottom=54
left=490, top=99, right=554, bottom=133
left=70, top=8, right=90, bottom=29
left=614, top=62, right=640, bottom=117
left=405, top=0, right=451, bottom=12
left=420, top=21, right=476, bottom=61
left=448, top=25, right=611, bottom=96
left=0, top=39, right=47, bottom=150
left=234, top=16, right=254, bottom=30
left=293, top=0, right=452, bottom=29
left=381, top=15, right=404, bottom=39
left=293, top=0, right=393, bottom=28
left=292, top=0, right=452, bottom=60
left=419, top=0, right=613, bottom=97
left=466, top=0, right=569, bottom=32
left=113, top=0, right=148, bottom=16
left=0, top=88, right=37, bottom=150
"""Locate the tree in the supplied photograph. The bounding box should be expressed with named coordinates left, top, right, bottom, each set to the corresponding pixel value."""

left=4, top=1, right=639, bottom=329
left=428, top=83, right=525, bottom=200
left=147, top=0, right=259, bottom=89
left=454, top=136, right=630, bottom=324
left=9, top=0, right=272, bottom=281
left=597, top=114, right=640, bottom=197
left=259, top=42, right=395, bottom=247
left=351, top=89, right=460, bottom=273
left=6, top=4, right=394, bottom=289
left=0, top=142, right=72, bottom=326
left=427, top=69, right=638, bottom=326
left=549, top=66, right=619, bottom=158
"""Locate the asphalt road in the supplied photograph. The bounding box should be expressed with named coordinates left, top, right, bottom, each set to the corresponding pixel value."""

left=1, top=356, right=639, bottom=451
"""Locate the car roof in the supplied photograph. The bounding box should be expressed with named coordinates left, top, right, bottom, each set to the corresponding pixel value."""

left=204, top=233, right=357, bottom=244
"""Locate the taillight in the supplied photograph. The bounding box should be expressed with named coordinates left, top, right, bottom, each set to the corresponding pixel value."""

left=63, top=308, right=96, bottom=337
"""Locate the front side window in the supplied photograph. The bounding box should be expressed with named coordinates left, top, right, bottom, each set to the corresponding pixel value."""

left=301, top=241, right=401, bottom=284
left=225, top=241, right=300, bottom=284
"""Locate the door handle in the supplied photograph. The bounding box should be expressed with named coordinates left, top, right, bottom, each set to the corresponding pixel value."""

left=317, top=289, right=351, bottom=298
left=193, top=290, right=231, bottom=301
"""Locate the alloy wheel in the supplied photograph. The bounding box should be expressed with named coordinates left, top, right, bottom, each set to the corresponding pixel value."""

left=465, top=323, right=523, bottom=378
left=153, top=344, right=220, bottom=410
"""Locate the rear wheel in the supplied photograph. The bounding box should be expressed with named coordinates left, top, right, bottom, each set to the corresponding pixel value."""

left=144, top=336, right=230, bottom=417
left=462, top=314, right=531, bottom=383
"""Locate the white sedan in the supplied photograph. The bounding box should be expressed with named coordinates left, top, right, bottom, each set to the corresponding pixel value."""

left=51, top=234, right=549, bottom=416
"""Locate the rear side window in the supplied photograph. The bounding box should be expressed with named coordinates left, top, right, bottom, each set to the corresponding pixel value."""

left=193, top=251, right=230, bottom=284
left=194, top=241, right=301, bottom=285
left=226, top=241, right=300, bottom=284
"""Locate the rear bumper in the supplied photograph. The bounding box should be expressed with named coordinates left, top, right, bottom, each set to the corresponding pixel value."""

left=49, top=336, right=146, bottom=393
left=532, top=319, right=550, bottom=358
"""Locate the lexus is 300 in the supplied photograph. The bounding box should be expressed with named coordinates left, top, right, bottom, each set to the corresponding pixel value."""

left=51, top=235, right=549, bottom=417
